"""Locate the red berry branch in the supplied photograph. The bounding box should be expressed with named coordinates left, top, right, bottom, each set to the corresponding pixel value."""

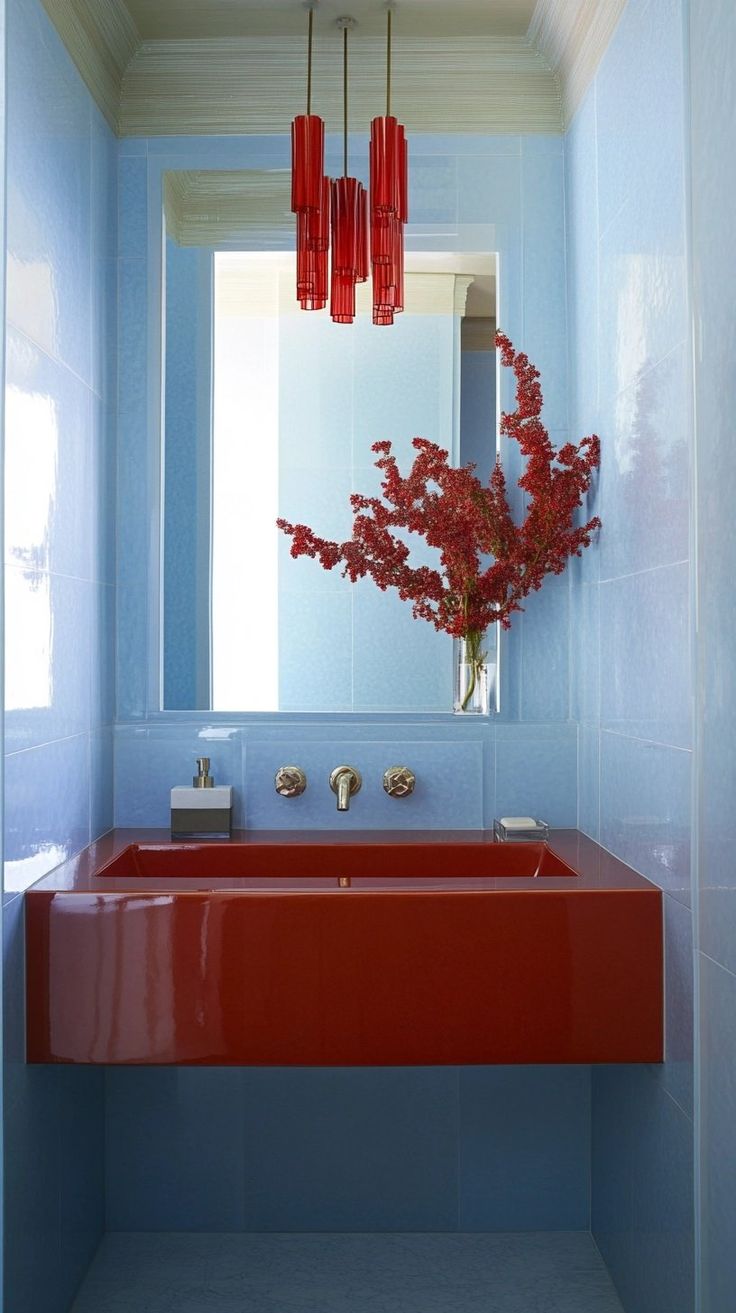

left=277, top=331, right=600, bottom=704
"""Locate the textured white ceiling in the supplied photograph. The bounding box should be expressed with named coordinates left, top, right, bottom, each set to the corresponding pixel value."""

left=123, top=0, right=538, bottom=41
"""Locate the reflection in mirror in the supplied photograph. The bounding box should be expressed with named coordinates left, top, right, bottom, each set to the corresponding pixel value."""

left=161, top=170, right=498, bottom=713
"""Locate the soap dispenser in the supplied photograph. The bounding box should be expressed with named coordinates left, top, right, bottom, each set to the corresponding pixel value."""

left=170, top=757, right=233, bottom=840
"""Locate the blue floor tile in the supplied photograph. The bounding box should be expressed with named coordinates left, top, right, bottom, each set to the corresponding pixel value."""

left=71, top=1232, right=624, bottom=1312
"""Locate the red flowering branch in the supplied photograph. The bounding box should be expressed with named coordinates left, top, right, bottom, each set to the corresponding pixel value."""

left=278, top=331, right=600, bottom=663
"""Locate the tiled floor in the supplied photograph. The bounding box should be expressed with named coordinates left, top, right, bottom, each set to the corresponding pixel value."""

left=71, top=1232, right=625, bottom=1312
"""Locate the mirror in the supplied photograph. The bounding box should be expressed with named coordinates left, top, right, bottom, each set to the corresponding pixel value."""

left=161, top=170, right=498, bottom=712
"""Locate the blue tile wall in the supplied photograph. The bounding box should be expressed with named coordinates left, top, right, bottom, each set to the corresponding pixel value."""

left=2, top=0, right=117, bottom=1309
left=114, top=130, right=576, bottom=820
left=690, top=0, right=736, bottom=1307
left=113, top=719, right=581, bottom=831
left=104, top=1066, right=592, bottom=1234
left=564, top=1, right=695, bottom=1309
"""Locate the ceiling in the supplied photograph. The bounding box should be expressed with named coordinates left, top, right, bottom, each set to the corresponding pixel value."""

left=123, top=1, right=539, bottom=42
left=41, top=0, right=627, bottom=135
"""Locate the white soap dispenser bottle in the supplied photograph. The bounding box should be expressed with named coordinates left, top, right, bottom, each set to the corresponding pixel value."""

left=170, top=757, right=233, bottom=840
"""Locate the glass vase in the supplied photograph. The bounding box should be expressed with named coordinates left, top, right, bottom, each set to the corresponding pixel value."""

left=453, top=634, right=490, bottom=715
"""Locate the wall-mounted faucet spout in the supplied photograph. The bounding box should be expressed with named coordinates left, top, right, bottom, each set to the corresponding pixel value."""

left=329, top=766, right=362, bottom=812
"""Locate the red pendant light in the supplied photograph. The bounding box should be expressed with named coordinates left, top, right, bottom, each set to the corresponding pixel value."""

left=291, top=4, right=329, bottom=310
left=370, top=4, right=407, bottom=324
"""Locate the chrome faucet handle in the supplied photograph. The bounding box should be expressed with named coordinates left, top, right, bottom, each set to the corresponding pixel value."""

left=383, top=765, right=416, bottom=798
left=275, top=765, right=307, bottom=797
left=330, top=765, right=362, bottom=812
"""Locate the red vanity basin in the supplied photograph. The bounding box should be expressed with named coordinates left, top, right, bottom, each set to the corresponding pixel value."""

left=25, top=829, right=662, bottom=1067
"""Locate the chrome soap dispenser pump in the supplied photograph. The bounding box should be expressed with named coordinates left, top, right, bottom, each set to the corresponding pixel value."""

left=170, top=757, right=234, bottom=840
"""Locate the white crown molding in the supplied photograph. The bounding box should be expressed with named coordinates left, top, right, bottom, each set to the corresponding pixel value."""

left=120, top=34, right=562, bottom=136
left=40, top=0, right=140, bottom=131
left=164, top=170, right=293, bottom=246
left=40, top=0, right=627, bottom=139
left=528, top=0, right=627, bottom=127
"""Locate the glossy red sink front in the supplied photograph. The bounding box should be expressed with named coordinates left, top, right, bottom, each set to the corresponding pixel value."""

left=25, top=829, right=662, bottom=1067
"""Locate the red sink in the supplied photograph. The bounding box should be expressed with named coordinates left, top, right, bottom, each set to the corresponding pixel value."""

left=95, top=839, right=578, bottom=885
left=25, top=829, right=662, bottom=1067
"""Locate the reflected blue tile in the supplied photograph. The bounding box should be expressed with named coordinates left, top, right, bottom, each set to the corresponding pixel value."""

left=578, top=725, right=600, bottom=840
left=600, top=344, right=690, bottom=581
left=278, top=591, right=352, bottom=712
left=4, top=568, right=94, bottom=753
left=278, top=315, right=354, bottom=472
left=6, top=0, right=92, bottom=382
left=240, top=1068, right=458, bottom=1231
left=600, top=563, right=690, bottom=749
left=243, top=738, right=484, bottom=830
left=599, top=731, right=691, bottom=904
left=106, top=1069, right=247, bottom=1231
left=4, top=734, right=90, bottom=894
left=459, top=1066, right=590, bottom=1230
left=5, top=330, right=94, bottom=580
left=495, top=725, right=577, bottom=827
left=700, top=955, right=736, bottom=1311
left=113, top=724, right=244, bottom=828
left=278, top=469, right=353, bottom=595
left=352, top=314, right=456, bottom=458
left=353, top=582, right=452, bottom=713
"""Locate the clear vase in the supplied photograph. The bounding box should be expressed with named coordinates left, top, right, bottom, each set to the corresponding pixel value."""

left=453, top=634, right=490, bottom=715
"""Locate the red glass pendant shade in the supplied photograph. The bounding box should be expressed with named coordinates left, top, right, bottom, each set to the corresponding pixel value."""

left=330, top=179, right=367, bottom=321
left=331, top=269, right=356, bottom=324
left=291, top=114, right=325, bottom=214
left=370, top=116, right=402, bottom=217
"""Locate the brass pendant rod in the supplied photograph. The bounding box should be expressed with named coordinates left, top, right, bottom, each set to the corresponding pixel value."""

left=307, top=5, right=314, bottom=115
left=386, top=7, right=392, bottom=117
left=343, top=24, right=348, bottom=177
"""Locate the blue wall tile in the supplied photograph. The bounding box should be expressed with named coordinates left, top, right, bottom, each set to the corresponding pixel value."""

left=699, top=956, right=736, bottom=1310
left=3, top=3, right=116, bottom=1308
left=565, top=4, right=696, bottom=1308
left=495, top=724, right=578, bottom=827
left=104, top=1065, right=593, bottom=1234
left=105, top=1069, right=248, bottom=1231
left=599, top=731, right=691, bottom=906
left=458, top=1066, right=590, bottom=1230
left=592, top=1066, right=694, bottom=1313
